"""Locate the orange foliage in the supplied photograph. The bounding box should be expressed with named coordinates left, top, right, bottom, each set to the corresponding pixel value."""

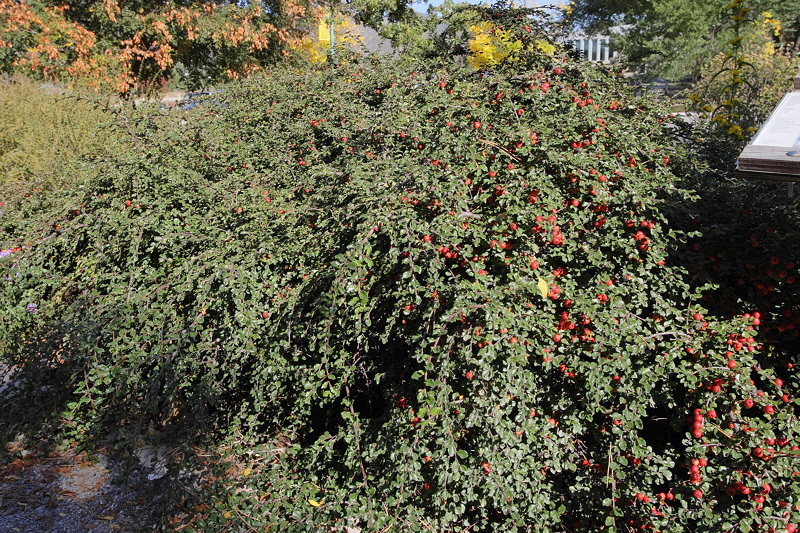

left=102, top=0, right=121, bottom=23
left=0, top=0, right=316, bottom=93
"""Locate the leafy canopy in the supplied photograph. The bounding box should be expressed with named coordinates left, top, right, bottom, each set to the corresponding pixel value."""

left=567, top=0, right=798, bottom=80
left=0, top=0, right=371, bottom=92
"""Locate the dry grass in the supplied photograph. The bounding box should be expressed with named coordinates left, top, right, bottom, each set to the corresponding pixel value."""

left=0, top=76, right=117, bottom=196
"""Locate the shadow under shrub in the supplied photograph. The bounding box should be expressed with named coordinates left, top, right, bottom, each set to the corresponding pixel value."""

left=1, top=16, right=799, bottom=531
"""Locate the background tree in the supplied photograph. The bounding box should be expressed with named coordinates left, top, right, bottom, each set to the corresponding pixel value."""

left=377, top=1, right=568, bottom=66
left=345, top=0, right=416, bottom=30
left=688, top=5, right=796, bottom=144
left=567, top=0, right=798, bottom=80
left=0, top=0, right=318, bottom=93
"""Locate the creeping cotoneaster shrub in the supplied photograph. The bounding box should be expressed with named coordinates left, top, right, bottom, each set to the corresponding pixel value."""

left=1, top=10, right=798, bottom=531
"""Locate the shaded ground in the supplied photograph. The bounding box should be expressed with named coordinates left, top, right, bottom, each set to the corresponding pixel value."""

left=0, top=364, right=176, bottom=532
left=0, top=443, right=169, bottom=532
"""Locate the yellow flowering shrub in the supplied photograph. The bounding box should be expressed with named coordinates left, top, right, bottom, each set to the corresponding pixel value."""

left=467, top=21, right=522, bottom=69
left=467, top=22, right=557, bottom=69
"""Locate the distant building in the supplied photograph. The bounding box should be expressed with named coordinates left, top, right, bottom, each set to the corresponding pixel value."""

left=566, top=33, right=616, bottom=63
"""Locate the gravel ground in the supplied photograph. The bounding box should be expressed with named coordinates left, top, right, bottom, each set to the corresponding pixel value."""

left=0, top=445, right=170, bottom=532
left=0, top=364, right=174, bottom=532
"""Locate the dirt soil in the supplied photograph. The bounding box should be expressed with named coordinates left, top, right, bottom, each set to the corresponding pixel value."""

left=0, top=362, right=172, bottom=532
left=0, top=443, right=169, bottom=532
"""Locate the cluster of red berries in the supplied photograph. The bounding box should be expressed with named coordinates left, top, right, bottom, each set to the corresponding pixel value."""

left=688, top=456, right=708, bottom=485
left=690, top=408, right=705, bottom=439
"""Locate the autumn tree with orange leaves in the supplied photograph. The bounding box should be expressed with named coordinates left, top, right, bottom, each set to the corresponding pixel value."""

left=0, top=0, right=319, bottom=93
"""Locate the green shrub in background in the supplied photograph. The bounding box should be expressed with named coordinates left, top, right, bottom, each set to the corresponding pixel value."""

left=1, top=7, right=798, bottom=531
left=0, top=76, right=114, bottom=196
left=688, top=3, right=797, bottom=146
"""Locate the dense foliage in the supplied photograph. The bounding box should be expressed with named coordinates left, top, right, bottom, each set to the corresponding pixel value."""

left=687, top=5, right=796, bottom=142
left=0, top=76, right=115, bottom=194
left=0, top=0, right=436, bottom=93
left=0, top=0, right=318, bottom=92
left=567, top=0, right=799, bottom=81
left=1, top=11, right=798, bottom=531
